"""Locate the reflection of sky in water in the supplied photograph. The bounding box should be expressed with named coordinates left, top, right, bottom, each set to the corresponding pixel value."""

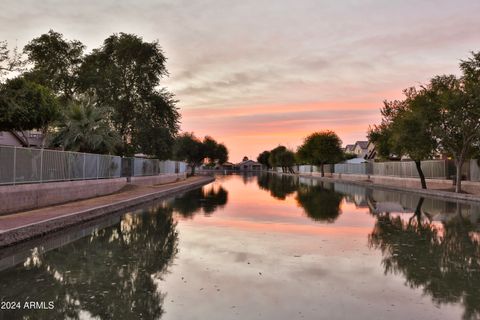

left=0, top=173, right=479, bottom=320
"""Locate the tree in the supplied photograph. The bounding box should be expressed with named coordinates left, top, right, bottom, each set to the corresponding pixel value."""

left=369, top=90, right=437, bottom=189
left=269, top=146, right=295, bottom=173
left=78, top=33, right=174, bottom=154
left=23, top=30, right=85, bottom=102
left=51, top=98, right=121, bottom=154
left=0, top=40, right=24, bottom=81
left=202, top=136, right=229, bottom=165
left=131, top=91, right=180, bottom=159
left=173, top=133, right=205, bottom=175
left=297, top=131, right=343, bottom=177
left=425, top=69, right=480, bottom=193
left=0, top=77, right=60, bottom=147
left=215, top=143, right=229, bottom=164
left=257, top=150, right=271, bottom=169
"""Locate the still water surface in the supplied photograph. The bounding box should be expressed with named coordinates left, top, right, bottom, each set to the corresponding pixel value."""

left=0, top=173, right=479, bottom=320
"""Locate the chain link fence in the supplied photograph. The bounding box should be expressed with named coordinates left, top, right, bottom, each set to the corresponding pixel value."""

left=334, top=163, right=373, bottom=175
left=0, top=145, right=187, bottom=185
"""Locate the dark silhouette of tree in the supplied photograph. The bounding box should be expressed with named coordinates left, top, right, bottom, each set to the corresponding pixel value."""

left=268, top=146, right=295, bottom=173
left=295, top=182, right=343, bottom=222
left=0, top=206, right=178, bottom=320
left=257, top=150, right=271, bottom=169
left=171, top=185, right=228, bottom=218
left=369, top=200, right=480, bottom=320
left=257, top=172, right=298, bottom=200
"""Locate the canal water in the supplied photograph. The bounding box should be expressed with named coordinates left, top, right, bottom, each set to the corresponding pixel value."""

left=0, top=173, right=479, bottom=320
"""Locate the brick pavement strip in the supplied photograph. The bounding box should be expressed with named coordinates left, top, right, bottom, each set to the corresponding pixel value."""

left=0, top=176, right=215, bottom=248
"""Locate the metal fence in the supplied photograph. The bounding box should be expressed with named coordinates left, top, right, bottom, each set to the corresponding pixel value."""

left=0, top=145, right=188, bottom=185
left=372, top=160, right=450, bottom=179
left=334, top=163, right=373, bottom=175
left=0, top=145, right=121, bottom=185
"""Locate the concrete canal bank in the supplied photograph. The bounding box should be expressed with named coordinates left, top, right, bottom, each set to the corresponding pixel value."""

left=272, top=171, right=480, bottom=204
left=0, top=175, right=214, bottom=247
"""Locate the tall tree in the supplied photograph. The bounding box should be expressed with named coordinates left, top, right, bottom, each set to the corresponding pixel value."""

left=297, top=131, right=343, bottom=177
left=131, top=90, right=180, bottom=159
left=426, top=71, right=480, bottom=193
left=0, top=77, right=60, bottom=147
left=23, top=30, right=85, bottom=102
left=78, top=33, right=177, bottom=155
left=369, top=90, right=437, bottom=189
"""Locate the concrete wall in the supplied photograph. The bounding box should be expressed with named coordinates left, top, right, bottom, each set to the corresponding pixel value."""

left=0, top=178, right=127, bottom=215
left=0, top=173, right=187, bottom=215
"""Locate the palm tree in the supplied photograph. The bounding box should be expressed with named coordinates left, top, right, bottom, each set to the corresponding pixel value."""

left=52, top=98, right=120, bottom=154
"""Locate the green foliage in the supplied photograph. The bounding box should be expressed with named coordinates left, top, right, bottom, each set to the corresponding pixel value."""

left=24, top=30, right=85, bottom=101
left=0, top=77, right=60, bottom=145
left=51, top=98, right=121, bottom=154
left=268, top=146, right=295, bottom=172
left=257, top=150, right=271, bottom=169
left=173, top=133, right=228, bottom=174
left=131, top=91, right=180, bottom=159
left=297, top=130, right=343, bottom=176
left=173, top=133, right=205, bottom=175
left=78, top=32, right=174, bottom=154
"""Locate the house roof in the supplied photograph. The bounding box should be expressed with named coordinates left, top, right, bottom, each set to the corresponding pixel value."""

left=344, top=144, right=355, bottom=152
left=236, top=159, right=262, bottom=166
left=355, top=141, right=369, bottom=149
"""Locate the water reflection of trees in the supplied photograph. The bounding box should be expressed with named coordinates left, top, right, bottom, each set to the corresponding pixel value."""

left=0, top=206, right=178, bottom=320
left=171, top=185, right=228, bottom=217
left=295, top=182, right=343, bottom=223
left=369, top=200, right=480, bottom=320
left=257, top=173, right=298, bottom=200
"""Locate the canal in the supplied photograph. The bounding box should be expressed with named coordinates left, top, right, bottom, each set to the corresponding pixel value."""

left=0, top=173, right=479, bottom=320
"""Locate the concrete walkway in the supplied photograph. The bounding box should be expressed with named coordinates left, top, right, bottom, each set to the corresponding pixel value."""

left=0, top=175, right=214, bottom=247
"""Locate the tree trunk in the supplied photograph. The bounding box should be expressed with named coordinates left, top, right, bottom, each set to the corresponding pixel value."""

left=320, top=164, right=325, bottom=177
left=190, top=164, right=196, bottom=176
left=414, top=160, right=427, bottom=189
left=455, top=159, right=463, bottom=193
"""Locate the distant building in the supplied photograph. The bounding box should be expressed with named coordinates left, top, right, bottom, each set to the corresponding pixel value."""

left=235, top=159, right=263, bottom=171
left=353, top=141, right=369, bottom=158
left=0, top=131, right=44, bottom=148
left=344, top=144, right=355, bottom=153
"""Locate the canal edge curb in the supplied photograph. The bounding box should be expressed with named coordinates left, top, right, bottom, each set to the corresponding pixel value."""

left=0, top=176, right=215, bottom=248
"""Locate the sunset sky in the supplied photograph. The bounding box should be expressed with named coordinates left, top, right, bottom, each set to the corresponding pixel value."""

left=1, top=0, right=480, bottom=161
